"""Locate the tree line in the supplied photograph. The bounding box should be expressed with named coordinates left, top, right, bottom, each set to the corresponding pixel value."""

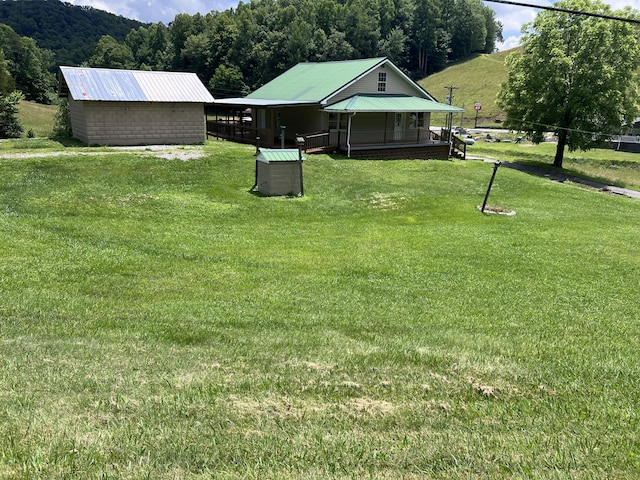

left=86, top=0, right=502, bottom=97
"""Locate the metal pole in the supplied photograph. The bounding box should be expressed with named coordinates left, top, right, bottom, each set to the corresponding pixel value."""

left=481, top=161, right=501, bottom=213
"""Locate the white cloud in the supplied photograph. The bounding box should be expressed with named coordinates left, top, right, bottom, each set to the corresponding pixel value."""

left=496, top=35, right=522, bottom=52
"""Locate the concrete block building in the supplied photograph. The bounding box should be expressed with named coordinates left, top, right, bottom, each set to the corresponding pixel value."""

left=59, top=66, right=214, bottom=146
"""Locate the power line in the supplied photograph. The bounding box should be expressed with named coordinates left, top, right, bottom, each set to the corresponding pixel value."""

left=484, top=0, right=640, bottom=25
left=504, top=117, right=629, bottom=137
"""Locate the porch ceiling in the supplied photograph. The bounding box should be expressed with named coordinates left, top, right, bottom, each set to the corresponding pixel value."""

left=323, top=94, right=463, bottom=113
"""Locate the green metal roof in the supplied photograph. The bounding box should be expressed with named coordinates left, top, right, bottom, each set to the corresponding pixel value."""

left=324, top=94, right=464, bottom=113
left=257, top=149, right=305, bottom=163
left=247, top=58, right=386, bottom=102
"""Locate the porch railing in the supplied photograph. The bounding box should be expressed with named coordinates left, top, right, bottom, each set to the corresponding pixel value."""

left=300, top=129, right=440, bottom=151
left=207, top=120, right=275, bottom=147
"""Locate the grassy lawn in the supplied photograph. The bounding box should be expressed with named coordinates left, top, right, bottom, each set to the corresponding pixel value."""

left=470, top=140, right=640, bottom=190
left=1, top=140, right=640, bottom=478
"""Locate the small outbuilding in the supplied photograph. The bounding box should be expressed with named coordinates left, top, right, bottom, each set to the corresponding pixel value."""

left=59, top=66, right=214, bottom=146
left=255, top=148, right=305, bottom=196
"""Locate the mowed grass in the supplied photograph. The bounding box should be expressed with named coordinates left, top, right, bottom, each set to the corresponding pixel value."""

left=472, top=140, right=640, bottom=190
left=1, top=140, right=640, bottom=478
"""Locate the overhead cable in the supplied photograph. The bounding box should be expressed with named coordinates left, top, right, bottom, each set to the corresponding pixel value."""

left=484, top=0, right=640, bottom=25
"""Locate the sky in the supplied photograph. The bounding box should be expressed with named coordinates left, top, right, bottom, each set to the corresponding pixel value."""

left=67, top=0, right=640, bottom=52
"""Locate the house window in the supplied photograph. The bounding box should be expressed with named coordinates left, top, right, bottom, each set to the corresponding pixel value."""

left=378, top=72, right=387, bottom=92
left=329, top=112, right=340, bottom=130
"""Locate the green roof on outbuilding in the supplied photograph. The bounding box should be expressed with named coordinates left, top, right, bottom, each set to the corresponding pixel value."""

left=257, top=149, right=305, bottom=162
left=247, top=57, right=386, bottom=102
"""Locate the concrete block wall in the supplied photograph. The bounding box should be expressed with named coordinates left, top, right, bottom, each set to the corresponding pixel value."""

left=70, top=101, right=206, bottom=145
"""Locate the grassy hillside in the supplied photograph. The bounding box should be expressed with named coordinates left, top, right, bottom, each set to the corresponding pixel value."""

left=1, top=140, right=640, bottom=477
left=16, top=101, right=57, bottom=138
left=421, top=48, right=640, bottom=129
left=420, top=49, right=516, bottom=128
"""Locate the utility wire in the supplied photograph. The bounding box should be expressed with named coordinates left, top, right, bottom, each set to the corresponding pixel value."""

left=504, top=117, right=632, bottom=137
left=484, top=0, right=640, bottom=25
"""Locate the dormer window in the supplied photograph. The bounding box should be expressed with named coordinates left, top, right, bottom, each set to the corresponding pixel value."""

left=377, top=72, right=387, bottom=92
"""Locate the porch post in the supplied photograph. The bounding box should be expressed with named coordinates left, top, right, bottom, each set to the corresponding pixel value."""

left=347, top=112, right=356, bottom=158
left=383, top=112, right=388, bottom=144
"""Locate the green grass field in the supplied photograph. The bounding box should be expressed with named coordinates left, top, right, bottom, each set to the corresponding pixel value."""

left=472, top=140, right=640, bottom=190
left=16, top=101, right=57, bottom=138
left=1, top=139, right=640, bottom=478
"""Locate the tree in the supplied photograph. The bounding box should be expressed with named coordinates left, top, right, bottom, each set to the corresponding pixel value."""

left=209, top=64, right=248, bottom=98
left=0, top=48, right=15, bottom=96
left=378, top=26, right=408, bottom=66
left=0, top=90, right=24, bottom=138
left=88, top=35, right=134, bottom=69
left=0, top=25, right=54, bottom=103
left=14, top=36, right=54, bottom=103
left=52, top=99, right=72, bottom=138
left=498, top=0, right=640, bottom=168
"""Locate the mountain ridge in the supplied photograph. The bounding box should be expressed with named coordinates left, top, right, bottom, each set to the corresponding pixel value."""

left=0, top=0, right=147, bottom=66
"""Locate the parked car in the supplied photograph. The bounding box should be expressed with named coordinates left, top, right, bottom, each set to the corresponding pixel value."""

left=453, top=129, right=475, bottom=145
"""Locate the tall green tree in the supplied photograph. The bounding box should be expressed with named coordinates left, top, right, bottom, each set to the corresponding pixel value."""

left=0, top=48, right=15, bottom=95
left=0, top=90, right=23, bottom=138
left=378, top=26, right=408, bottom=66
left=411, top=0, right=441, bottom=75
left=498, top=0, right=640, bottom=168
left=209, top=64, right=248, bottom=98
left=0, top=25, right=54, bottom=103
left=88, top=35, right=135, bottom=69
left=14, top=36, right=54, bottom=103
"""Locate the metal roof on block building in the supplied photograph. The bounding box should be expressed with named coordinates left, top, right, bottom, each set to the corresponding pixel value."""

left=59, top=66, right=214, bottom=103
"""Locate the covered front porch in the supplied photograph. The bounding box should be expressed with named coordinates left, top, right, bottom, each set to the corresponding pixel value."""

left=209, top=95, right=465, bottom=160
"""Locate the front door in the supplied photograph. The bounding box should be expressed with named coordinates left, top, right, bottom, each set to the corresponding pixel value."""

left=394, top=113, right=404, bottom=141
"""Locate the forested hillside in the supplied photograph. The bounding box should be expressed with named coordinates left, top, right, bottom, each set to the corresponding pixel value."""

left=0, top=0, right=146, bottom=66
left=1, top=0, right=502, bottom=97
left=100, top=0, right=503, bottom=95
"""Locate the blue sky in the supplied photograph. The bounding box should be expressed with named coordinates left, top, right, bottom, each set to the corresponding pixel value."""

left=68, top=0, right=640, bottom=52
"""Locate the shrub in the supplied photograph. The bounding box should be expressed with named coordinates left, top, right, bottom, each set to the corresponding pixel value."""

left=52, top=99, right=72, bottom=138
left=0, top=91, right=24, bottom=138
